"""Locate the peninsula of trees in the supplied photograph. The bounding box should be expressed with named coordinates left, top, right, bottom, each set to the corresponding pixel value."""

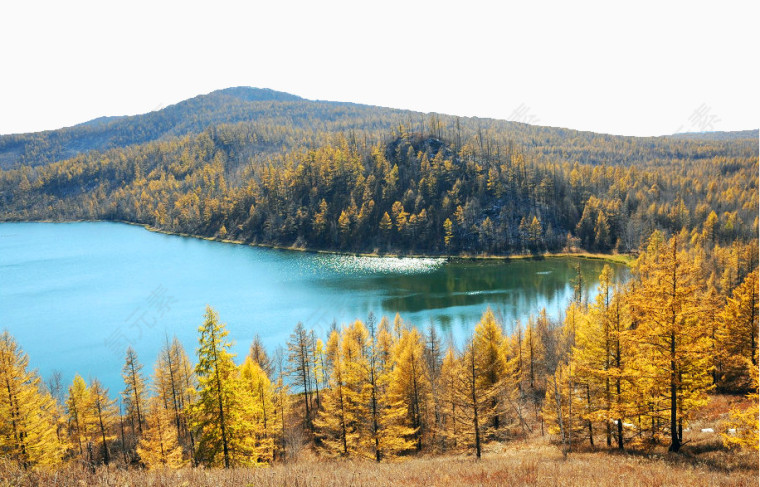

left=0, top=88, right=757, bottom=256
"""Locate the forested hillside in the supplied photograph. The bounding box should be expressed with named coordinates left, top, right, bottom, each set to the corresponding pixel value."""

left=3, top=86, right=754, bottom=171
left=1, top=89, right=757, bottom=255
left=1, top=88, right=758, bottom=484
left=0, top=88, right=306, bottom=168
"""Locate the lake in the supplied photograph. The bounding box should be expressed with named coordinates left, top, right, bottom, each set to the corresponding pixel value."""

left=0, top=222, right=628, bottom=393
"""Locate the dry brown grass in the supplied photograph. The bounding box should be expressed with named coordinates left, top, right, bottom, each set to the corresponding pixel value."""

left=2, top=395, right=756, bottom=486
left=2, top=440, right=756, bottom=487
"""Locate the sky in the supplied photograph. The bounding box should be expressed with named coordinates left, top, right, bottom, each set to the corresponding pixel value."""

left=0, top=0, right=757, bottom=137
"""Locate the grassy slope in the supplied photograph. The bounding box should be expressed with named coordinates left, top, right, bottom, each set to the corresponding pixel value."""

left=3, top=442, right=755, bottom=487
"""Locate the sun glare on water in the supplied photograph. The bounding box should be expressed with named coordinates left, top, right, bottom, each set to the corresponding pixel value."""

left=321, top=255, right=446, bottom=275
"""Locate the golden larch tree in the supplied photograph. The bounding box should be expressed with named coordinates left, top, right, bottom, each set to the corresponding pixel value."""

left=137, top=396, right=185, bottom=469
left=472, top=308, right=508, bottom=436
left=315, top=328, right=361, bottom=456
left=239, top=356, right=277, bottom=463
left=0, top=331, right=64, bottom=469
left=154, top=336, right=194, bottom=450
left=389, top=326, right=431, bottom=452
left=89, top=379, right=117, bottom=465
left=722, top=355, right=759, bottom=451
left=66, top=374, right=92, bottom=459
left=718, top=269, right=758, bottom=390
left=121, top=346, right=147, bottom=436
left=629, top=234, right=712, bottom=452
left=189, top=306, right=260, bottom=467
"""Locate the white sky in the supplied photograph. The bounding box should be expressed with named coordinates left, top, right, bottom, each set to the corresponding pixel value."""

left=0, top=0, right=757, bottom=137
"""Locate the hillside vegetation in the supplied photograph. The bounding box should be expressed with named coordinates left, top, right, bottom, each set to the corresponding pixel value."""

left=0, top=88, right=757, bottom=256
left=0, top=88, right=757, bottom=485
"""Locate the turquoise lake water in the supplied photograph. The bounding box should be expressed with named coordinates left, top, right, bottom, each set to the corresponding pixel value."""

left=0, top=222, right=627, bottom=393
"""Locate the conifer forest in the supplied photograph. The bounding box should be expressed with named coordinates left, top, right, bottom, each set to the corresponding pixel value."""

left=1, top=88, right=758, bottom=486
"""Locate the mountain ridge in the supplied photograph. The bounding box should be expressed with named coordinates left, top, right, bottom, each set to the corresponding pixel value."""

left=0, top=87, right=310, bottom=168
left=1, top=86, right=756, bottom=169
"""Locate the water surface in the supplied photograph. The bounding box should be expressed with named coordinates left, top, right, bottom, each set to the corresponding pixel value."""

left=0, top=222, right=627, bottom=392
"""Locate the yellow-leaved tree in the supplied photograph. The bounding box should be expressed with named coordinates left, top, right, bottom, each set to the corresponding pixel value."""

left=153, top=336, right=195, bottom=459
left=720, top=269, right=759, bottom=450
left=363, top=318, right=416, bottom=460
left=437, top=347, right=461, bottom=451
left=240, top=356, right=277, bottom=463
left=722, top=356, right=759, bottom=451
left=718, top=269, right=758, bottom=390
left=315, top=328, right=362, bottom=456
left=503, top=319, right=534, bottom=437
left=455, top=339, right=486, bottom=459
left=248, top=334, right=273, bottom=379
left=121, top=346, right=147, bottom=438
left=89, top=379, right=117, bottom=466
left=628, top=234, right=712, bottom=452
left=543, top=362, right=582, bottom=455
left=388, top=326, right=431, bottom=452
left=570, top=266, right=634, bottom=449
left=189, top=306, right=262, bottom=467
left=66, top=374, right=92, bottom=460
left=137, top=396, right=185, bottom=468
left=0, top=331, right=64, bottom=469
left=472, top=308, right=508, bottom=437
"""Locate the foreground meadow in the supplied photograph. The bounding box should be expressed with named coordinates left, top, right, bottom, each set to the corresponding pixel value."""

left=3, top=394, right=756, bottom=487
left=2, top=439, right=757, bottom=487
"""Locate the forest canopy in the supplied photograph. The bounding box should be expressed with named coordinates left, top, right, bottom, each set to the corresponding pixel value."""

left=0, top=88, right=757, bottom=479
left=0, top=88, right=757, bottom=256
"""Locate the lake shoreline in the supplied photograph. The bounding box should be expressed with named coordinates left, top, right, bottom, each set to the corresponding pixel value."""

left=9, top=218, right=635, bottom=266
left=2, top=219, right=629, bottom=393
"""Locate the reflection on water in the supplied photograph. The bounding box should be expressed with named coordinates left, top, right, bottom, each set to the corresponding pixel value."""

left=318, top=257, right=626, bottom=329
left=0, top=222, right=628, bottom=392
left=318, top=255, right=445, bottom=275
